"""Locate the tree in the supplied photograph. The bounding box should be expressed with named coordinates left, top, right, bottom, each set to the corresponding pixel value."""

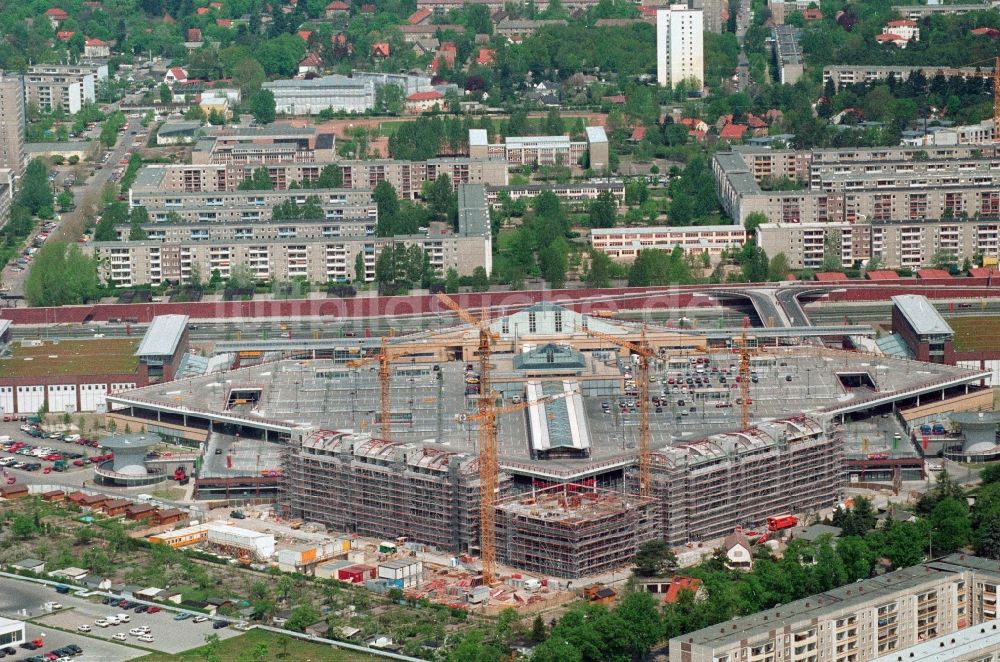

left=227, top=263, right=257, bottom=290
left=373, top=181, right=400, bottom=236
left=470, top=266, right=490, bottom=292
left=585, top=249, right=614, bottom=288
left=238, top=167, right=273, bottom=190
left=930, top=248, right=957, bottom=271
left=929, top=497, right=972, bottom=554
left=20, top=158, right=54, bottom=215
left=530, top=615, right=546, bottom=642
left=315, top=163, right=342, bottom=188
left=588, top=191, right=617, bottom=228
left=11, top=515, right=36, bottom=539
left=285, top=605, right=319, bottom=632
left=249, top=89, right=276, bottom=124
left=159, top=83, right=172, bottom=104
left=633, top=539, right=677, bottom=576
left=445, top=267, right=460, bottom=293
left=978, top=513, right=1000, bottom=560
left=232, top=58, right=266, bottom=98
left=354, top=252, right=366, bottom=283
left=129, top=206, right=149, bottom=240
left=539, top=237, right=568, bottom=288
left=739, top=213, right=768, bottom=239
left=423, top=174, right=454, bottom=219
left=374, top=83, right=405, bottom=114
left=24, top=242, right=101, bottom=306
left=57, top=189, right=74, bottom=212
left=767, top=253, right=791, bottom=282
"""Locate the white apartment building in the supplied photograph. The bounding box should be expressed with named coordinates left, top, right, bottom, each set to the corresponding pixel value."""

left=24, top=64, right=106, bottom=114
left=656, top=5, right=704, bottom=89
left=590, top=225, right=747, bottom=261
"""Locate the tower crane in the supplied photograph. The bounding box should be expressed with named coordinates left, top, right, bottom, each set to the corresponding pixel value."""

left=465, top=389, right=573, bottom=584
left=345, top=336, right=426, bottom=441
left=433, top=293, right=504, bottom=582
left=581, top=325, right=655, bottom=497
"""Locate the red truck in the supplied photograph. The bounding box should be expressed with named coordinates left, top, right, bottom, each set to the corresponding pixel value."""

left=767, top=515, right=798, bottom=532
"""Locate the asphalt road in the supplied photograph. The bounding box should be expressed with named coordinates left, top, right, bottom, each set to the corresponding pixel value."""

left=5, top=112, right=140, bottom=298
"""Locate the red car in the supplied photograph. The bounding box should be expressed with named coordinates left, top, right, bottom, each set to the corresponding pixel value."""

left=72, top=459, right=85, bottom=467
left=147, top=606, right=160, bottom=613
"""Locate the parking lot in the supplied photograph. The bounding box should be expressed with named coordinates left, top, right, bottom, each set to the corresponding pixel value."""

left=0, top=576, right=241, bottom=658
left=0, top=578, right=142, bottom=662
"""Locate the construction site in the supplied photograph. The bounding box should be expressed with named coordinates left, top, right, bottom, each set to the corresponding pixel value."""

left=104, top=301, right=993, bottom=580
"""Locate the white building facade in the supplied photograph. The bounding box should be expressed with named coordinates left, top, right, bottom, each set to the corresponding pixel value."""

left=656, top=5, right=704, bottom=89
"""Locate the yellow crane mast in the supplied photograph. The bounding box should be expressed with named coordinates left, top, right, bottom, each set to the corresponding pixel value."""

left=581, top=325, right=655, bottom=498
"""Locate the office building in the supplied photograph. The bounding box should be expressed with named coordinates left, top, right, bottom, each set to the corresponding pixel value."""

left=656, top=5, right=704, bottom=89
left=891, top=295, right=955, bottom=364
left=590, top=225, right=748, bottom=261
left=0, top=73, right=24, bottom=178
left=670, top=554, right=1000, bottom=662
left=468, top=127, right=608, bottom=169
left=0, top=618, right=24, bottom=650
left=23, top=64, right=107, bottom=114
left=264, top=75, right=376, bottom=114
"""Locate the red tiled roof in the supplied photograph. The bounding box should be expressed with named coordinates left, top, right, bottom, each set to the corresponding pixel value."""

left=361, top=3, right=375, bottom=11
left=298, top=30, right=313, bottom=41
left=299, top=52, right=321, bottom=67
left=814, top=272, right=849, bottom=282
left=476, top=48, right=495, bottom=66
left=802, top=8, right=822, bottom=19
left=187, top=28, right=202, bottom=41
left=688, top=129, right=706, bottom=141
left=719, top=123, right=747, bottom=140
left=886, top=19, right=917, bottom=27
left=196, top=6, right=210, bottom=14
left=210, top=1, right=223, bottom=7
left=971, top=27, right=1000, bottom=37
left=630, top=126, right=646, bottom=141
left=603, top=94, right=626, bottom=104
left=407, top=90, right=444, bottom=101
left=56, top=31, right=75, bottom=41
left=85, top=37, right=108, bottom=46
left=326, top=0, right=348, bottom=8
left=865, top=269, right=898, bottom=281
left=747, top=113, right=767, bottom=129
left=876, top=33, right=905, bottom=42
left=46, top=8, right=69, bottom=18
left=969, top=267, right=996, bottom=278
left=664, top=577, right=702, bottom=604
left=372, top=41, right=390, bottom=57
left=917, top=268, right=951, bottom=279
left=408, top=8, right=432, bottom=24
left=216, top=18, right=233, bottom=26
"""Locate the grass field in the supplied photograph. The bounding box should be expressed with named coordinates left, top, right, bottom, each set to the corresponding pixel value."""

left=136, top=629, right=382, bottom=662
left=0, top=338, right=139, bottom=377
left=945, top=315, right=1000, bottom=351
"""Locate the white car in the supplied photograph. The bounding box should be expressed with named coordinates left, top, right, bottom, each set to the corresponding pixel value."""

left=77, top=624, right=91, bottom=632
left=107, top=616, right=120, bottom=625
left=94, top=619, right=109, bottom=628
left=129, top=627, right=148, bottom=636
left=112, top=633, right=127, bottom=641
left=192, top=615, right=208, bottom=623
left=116, top=613, right=131, bottom=623
left=138, top=634, right=154, bottom=643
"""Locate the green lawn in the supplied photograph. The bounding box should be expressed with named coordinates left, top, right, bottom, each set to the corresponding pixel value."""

left=136, top=628, right=381, bottom=661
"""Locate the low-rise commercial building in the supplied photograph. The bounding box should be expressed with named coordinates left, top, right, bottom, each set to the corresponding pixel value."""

left=487, top=181, right=625, bottom=206
left=469, top=127, right=608, bottom=169
left=670, top=554, right=1000, bottom=662
left=264, top=75, right=375, bottom=114
left=590, top=225, right=748, bottom=261
left=0, top=618, right=25, bottom=650
left=192, top=125, right=336, bottom=165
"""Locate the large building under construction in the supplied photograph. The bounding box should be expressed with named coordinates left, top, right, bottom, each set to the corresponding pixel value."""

left=105, top=304, right=993, bottom=578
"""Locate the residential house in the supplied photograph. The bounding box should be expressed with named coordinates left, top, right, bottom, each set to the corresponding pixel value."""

left=405, top=90, right=445, bottom=113
left=802, top=7, right=822, bottom=19
left=679, top=117, right=709, bottom=133
left=719, top=123, right=748, bottom=141
left=305, top=621, right=330, bottom=637
left=432, top=42, right=457, bottom=71
left=297, top=30, right=313, bottom=42
left=186, top=28, right=203, bottom=42
left=325, top=0, right=349, bottom=18
left=46, top=8, right=69, bottom=27
left=408, top=7, right=432, bottom=23
left=476, top=48, right=495, bottom=66
left=164, top=67, right=188, bottom=85
left=883, top=18, right=919, bottom=44
left=972, top=26, right=1000, bottom=38
left=372, top=42, right=391, bottom=58
left=82, top=575, right=111, bottom=591
left=298, top=52, right=322, bottom=76
left=413, top=38, right=439, bottom=56
left=215, top=18, right=233, bottom=27
left=56, top=31, right=75, bottom=42
left=723, top=530, right=754, bottom=571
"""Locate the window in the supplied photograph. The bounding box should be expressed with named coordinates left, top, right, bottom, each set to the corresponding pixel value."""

left=528, top=312, right=536, bottom=334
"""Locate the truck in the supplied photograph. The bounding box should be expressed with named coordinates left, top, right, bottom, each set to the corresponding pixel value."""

left=52, top=459, right=68, bottom=472
left=767, top=515, right=798, bottom=532
left=932, top=423, right=947, bottom=435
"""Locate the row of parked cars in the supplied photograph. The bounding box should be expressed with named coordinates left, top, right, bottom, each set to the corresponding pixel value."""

left=13, top=642, right=84, bottom=661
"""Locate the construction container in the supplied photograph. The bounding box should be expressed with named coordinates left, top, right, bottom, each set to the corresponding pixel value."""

left=206, top=522, right=276, bottom=559
left=366, top=578, right=392, bottom=594
left=467, top=586, right=491, bottom=604
left=338, top=564, right=377, bottom=584
left=378, top=541, right=397, bottom=554
left=377, top=559, right=423, bottom=589
left=315, top=560, right=353, bottom=580
left=332, top=537, right=352, bottom=555
left=347, top=549, right=367, bottom=563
